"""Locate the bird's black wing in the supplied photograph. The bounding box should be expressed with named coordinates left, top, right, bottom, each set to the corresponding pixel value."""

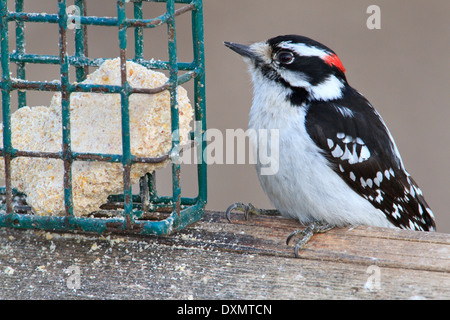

left=304, top=88, right=435, bottom=231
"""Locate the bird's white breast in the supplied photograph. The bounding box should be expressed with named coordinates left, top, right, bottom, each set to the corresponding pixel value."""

left=247, top=73, right=393, bottom=228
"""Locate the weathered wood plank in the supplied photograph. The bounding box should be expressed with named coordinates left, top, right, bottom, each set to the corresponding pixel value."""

left=0, top=210, right=449, bottom=299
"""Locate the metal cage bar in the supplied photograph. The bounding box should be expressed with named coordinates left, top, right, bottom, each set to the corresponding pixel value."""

left=0, top=0, right=207, bottom=235
left=74, top=0, right=89, bottom=82
left=60, top=0, right=74, bottom=218
left=14, top=0, right=26, bottom=108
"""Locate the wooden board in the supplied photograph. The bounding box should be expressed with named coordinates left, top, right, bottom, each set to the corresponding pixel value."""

left=0, top=210, right=449, bottom=299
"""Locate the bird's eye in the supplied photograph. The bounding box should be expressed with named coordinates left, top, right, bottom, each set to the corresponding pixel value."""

left=274, top=50, right=294, bottom=65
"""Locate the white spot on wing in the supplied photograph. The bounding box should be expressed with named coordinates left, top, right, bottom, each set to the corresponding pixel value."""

left=389, top=168, right=395, bottom=177
left=349, top=144, right=359, bottom=164
left=374, top=177, right=380, bottom=187
left=342, top=135, right=353, bottom=144
left=392, top=204, right=401, bottom=219
left=360, top=177, right=367, bottom=188
left=409, top=185, right=416, bottom=198
left=414, top=186, right=423, bottom=196
left=358, top=145, right=371, bottom=162
left=376, top=171, right=383, bottom=183
left=340, top=144, right=353, bottom=162
left=374, top=171, right=383, bottom=186
left=327, top=138, right=334, bottom=149
left=331, top=144, right=344, bottom=158
left=335, top=134, right=370, bottom=164
left=426, top=208, right=435, bottom=219
left=375, top=189, right=383, bottom=203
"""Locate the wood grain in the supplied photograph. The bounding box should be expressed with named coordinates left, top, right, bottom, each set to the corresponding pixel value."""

left=0, top=210, right=449, bottom=299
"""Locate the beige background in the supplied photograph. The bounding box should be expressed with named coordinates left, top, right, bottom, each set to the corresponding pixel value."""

left=4, top=0, right=450, bottom=232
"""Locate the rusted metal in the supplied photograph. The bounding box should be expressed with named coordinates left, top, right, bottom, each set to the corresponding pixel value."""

left=59, top=0, right=74, bottom=218
left=1, top=147, right=171, bottom=164
left=118, top=0, right=134, bottom=230
left=11, top=79, right=171, bottom=95
left=3, top=154, right=13, bottom=215
left=10, top=69, right=196, bottom=93
left=129, top=4, right=195, bottom=28
left=8, top=4, right=195, bottom=29
left=75, top=0, right=89, bottom=81
left=174, top=166, right=181, bottom=217
left=134, top=154, right=170, bottom=163
left=9, top=52, right=195, bottom=71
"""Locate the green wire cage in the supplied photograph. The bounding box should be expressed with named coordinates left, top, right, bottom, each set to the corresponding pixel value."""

left=0, top=0, right=207, bottom=235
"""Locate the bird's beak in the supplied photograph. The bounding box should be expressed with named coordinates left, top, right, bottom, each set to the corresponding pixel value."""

left=224, top=42, right=258, bottom=61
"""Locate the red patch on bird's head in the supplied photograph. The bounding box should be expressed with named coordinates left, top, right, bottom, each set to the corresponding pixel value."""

left=324, top=53, right=346, bottom=73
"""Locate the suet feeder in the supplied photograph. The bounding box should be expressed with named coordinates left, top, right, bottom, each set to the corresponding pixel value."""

left=0, top=0, right=207, bottom=235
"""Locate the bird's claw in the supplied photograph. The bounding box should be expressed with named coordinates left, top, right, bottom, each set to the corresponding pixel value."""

left=226, top=205, right=334, bottom=258
left=225, top=202, right=257, bottom=222
left=225, top=202, right=280, bottom=222
left=286, top=222, right=335, bottom=258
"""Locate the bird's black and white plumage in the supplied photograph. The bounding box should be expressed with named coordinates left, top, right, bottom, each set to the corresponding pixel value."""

left=225, top=35, right=436, bottom=232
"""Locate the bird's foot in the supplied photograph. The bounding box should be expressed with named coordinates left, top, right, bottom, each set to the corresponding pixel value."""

left=286, top=222, right=335, bottom=258
left=225, top=202, right=280, bottom=222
